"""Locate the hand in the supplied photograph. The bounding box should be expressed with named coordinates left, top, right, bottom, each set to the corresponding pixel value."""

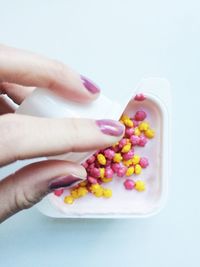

left=0, top=45, right=124, bottom=223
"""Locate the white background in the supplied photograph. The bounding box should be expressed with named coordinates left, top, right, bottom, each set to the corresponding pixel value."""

left=0, top=1, right=200, bottom=267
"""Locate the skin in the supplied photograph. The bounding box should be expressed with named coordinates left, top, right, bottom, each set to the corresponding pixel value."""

left=0, top=45, right=124, bottom=223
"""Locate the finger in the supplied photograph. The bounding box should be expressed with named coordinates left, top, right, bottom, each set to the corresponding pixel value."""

left=0, top=114, right=125, bottom=166
left=0, top=44, right=100, bottom=103
left=0, top=160, right=86, bottom=223
left=0, top=82, right=35, bottom=104
left=0, top=95, right=15, bottom=115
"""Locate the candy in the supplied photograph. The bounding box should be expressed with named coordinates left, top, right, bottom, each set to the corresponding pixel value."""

left=77, top=187, right=88, bottom=197
left=111, top=163, right=121, bottom=173
left=113, top=153, right=123, bottom=163
left=105, top=167, right=114, bottom=178
left=99, top=167, right=105, bottom=178
left=71, top=189, right=79, bottom=199
left=123, top=150, right=134, bottom=160
left=117, top=166, right=127, bottom=177
left=90, top=167, right=100, bottom=178
left=138, top=136, right=148, bottom=147
left=132, top=155, right=140, bottom=165
left=119, top=138, right=128, bottom=148
left=134, top=94, right=146, bottom=101
left=97, top=154, right=106, bottom=165
left=134, top=164, right=142, bottom=175
left=103, top=188, right=112, bottom=198
left=124, top=118, right=134, bottom=128
left=135, top=180, right=146, bottom=191
left=104, top=148, right=115, bottom=160
left=125, top=127, right=134, bottom=137
left=138, top=122, right=149, bottom=132
left=126, top=166, right=135, bottom=176
left=124, top=179, right=135, bottom=190
left=62, top=109, right=154, bottom=205
left=134, top=127, right=141, bottom=136
left=87, top=155, right=96, bottom=164
left=101, top=177, right=113, bottom=183
left=139, top=157, right=149, bottom=168
left=134, top=110, right=147, bottom=121
left=121, top=143, right=131, bottom=153
left=123, top=159, right=133, bottom=167
left=64, top=195, right=74, bottom=204
left=130, top=135, right=140, bottom=145
left=54, top=189, right=64, bottom=197
left=88, top=176, right=98, bottom=184
left=145, top=128, right=155, bottom=139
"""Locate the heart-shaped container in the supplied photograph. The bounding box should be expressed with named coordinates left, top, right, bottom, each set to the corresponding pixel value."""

left=16, top=77, right=171, bottom=218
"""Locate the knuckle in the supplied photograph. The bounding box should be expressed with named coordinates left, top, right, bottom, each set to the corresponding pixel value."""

left=66, top=118, right=80, bottom=152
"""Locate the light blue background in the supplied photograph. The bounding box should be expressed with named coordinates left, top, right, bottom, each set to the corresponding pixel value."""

left=0, top=1, right=200, bottom=266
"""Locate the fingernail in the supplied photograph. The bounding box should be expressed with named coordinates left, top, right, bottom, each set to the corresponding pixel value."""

left=96, top=119, right=125, bottom=136
left=80, top=75, right=100, bottom=94
left=49, top=175, right=84, bottom=191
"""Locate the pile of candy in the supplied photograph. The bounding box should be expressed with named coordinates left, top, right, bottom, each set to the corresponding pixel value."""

left=54, top=97, right=155, bottom=205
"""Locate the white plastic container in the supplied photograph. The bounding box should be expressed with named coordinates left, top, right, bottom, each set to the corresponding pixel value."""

left=16, top=77, right=171, bottom=218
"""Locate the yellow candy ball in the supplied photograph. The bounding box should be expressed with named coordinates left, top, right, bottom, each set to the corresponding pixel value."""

left=79, top=180, right=88, bottom=187
left=94, top=188, right=103, bottom=197
left=134, top=127, right=141, bottom=136
left=145, top=128, right=155, bottom=139
left=77, top=187, right=88, bottom=197
left=135, top=180, right=146, bottom=191
left=138, top=122, right=149, bottom=132
left=134, top=164, right=142, bottom=174
left=99, top=168, right=105, bottom=179
left=70, top=189, right=79, bottom=199
left=126, top=166, right=135, bottom=176
left=120, top=114, right=129, bottom=122
left=123, top=159, right=133, bottom=167
left=124, top=119, right=134, bottom=128
left=121, top=143, right=131, bottom=153
left=132, top=155, right=141, bottom=165
left=97, top=154, right=106, bottom=165
left=113, top=153, right=122, bottom=163
left=103, top=188, right=112, bottom=198
left=101, top=177, right=113, bottom=183
left=64, top=195, right=74, bottom=204
left=90, top=183, right=101, bottom=193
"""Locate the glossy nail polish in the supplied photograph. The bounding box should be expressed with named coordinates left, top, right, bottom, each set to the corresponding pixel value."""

left=81, top=75, right=100, bottom=94
left=49, top=175, right=83, bottom=191
left=96, top=119, right=125, bottom=136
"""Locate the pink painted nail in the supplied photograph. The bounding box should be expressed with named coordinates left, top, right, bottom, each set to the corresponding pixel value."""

left=49, top=175, right=83, bottom=191
left=81, top=75, right=100, bottom=94
left=96, top=119, right=125, bottom=136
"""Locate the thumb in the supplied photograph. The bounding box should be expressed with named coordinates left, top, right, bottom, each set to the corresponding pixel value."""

left=0, top=160, right=86, bottom=223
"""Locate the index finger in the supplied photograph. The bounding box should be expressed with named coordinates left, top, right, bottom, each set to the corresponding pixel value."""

left=0, top=44, right=100, bottom=103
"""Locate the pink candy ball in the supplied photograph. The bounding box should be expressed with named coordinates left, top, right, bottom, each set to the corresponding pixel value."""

left=130, top=135, right=140, bottom=146
left=139, top=157, right=149, bottom=168
left=82, top=161, right=88, bottom=169
left=134, top=110, right=147, bottom=121
left=104, top=148, right=115, bottom=160
left=105, top=159, right=112, bottom=167
left=111, top=163, right=121, bottom=173
left=117, top=166, right=127, bottom=177
left=87, top=155, right=96, bottom=164
left=119, top=138, right=128, bottom=148
left=88, top=176, right=98, bottom=184
left=125, top=127, right=134, bottom=137
left=138, top=136, right=148, bottom=147
left=54, top=188, right=64, bottom=196
left=90, top=167, right=100, bottom=178
left=124, top=179, right=135, bottom=190
left=134, top=94, right=146, bottom=101
left=123, top=150, right=134, bottom=160
left=105, top=167, right=114, bottom=178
